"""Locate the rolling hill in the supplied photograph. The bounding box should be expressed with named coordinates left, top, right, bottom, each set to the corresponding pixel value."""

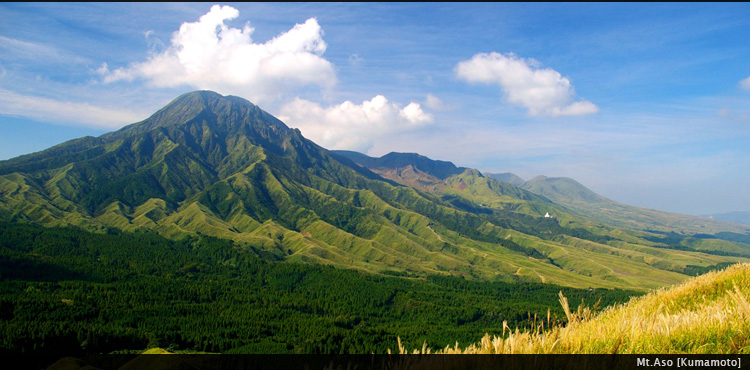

left=2, top=91, right=749, bottom=290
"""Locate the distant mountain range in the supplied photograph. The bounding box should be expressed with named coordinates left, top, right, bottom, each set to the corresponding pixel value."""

left=2, top=90, right=749, bottom=290
left=339, top=152, right=748, bottom=235
left=484, top=172, right=526, bottom=187
left=515, top=175, right=747, bottom=235
left=705, top=211, right=750, bottom=226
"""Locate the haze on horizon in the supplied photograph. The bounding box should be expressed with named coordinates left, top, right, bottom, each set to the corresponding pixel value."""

left=0, top=3, right=748, bottom=216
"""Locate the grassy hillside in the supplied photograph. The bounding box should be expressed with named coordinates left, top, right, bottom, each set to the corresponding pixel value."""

left=399, top=263, right=750, bottom=354
left=326, top=151, right=750, bottom=290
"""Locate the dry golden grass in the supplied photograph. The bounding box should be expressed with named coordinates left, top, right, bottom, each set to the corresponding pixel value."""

left=140, top=347, right=172, bottom=354
left=395, top=263, right=750, bottom=354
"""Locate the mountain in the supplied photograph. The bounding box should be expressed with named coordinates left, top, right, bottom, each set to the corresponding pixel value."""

left=332, top=150, right=560, bottom=218
left=2, top=91, right=749, bottom=290
left=521, top=176, right=608, bottom=205
left=332, top=151, right=467, bottom=180
left=330, top=150, right=750, bottom=286
left=484, top=172, right=526, bottom=187
left=331, top=150, right=469, bottom=196
left=519, top=176, right=750, bottom=235
left=705, top=211, right=750, bottom=226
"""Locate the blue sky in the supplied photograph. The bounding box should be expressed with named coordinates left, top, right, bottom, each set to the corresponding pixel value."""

left=0, top=3, right=748, bottom=215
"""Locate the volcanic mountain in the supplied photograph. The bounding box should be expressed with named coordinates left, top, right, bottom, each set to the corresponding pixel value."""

left=1, top=91, right=748, bottom=290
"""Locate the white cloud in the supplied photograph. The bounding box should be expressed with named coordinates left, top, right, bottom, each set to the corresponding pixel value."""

left=96, top=62, right=109, bottom=75
left=143, top=30, right=166, bottom=52
left=455, top=52, right=598, bottom=117
left=278, top=96, right=433, bottom=152
left=740, top=76, right=750, bottom=90
left=0, top=89, right=146, bottom=129
left=423, top=93, right=455, bottom=111
left=103, top=5, right=336, bottom=104
left=0, top=35, right=88, bottom=65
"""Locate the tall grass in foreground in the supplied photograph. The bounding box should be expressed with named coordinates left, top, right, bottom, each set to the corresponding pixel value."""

left=394, top=263, right=750, bottom=354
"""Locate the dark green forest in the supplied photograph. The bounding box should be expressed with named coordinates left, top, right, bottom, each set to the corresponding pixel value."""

left=0, top=222, right=639, bottom=354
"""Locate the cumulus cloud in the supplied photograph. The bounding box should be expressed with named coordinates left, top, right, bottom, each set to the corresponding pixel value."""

left=278, top=96, right=433, bottom=152
left=0, top=89, right=146, bottom=129
left=740, top=76, right=750, bottom=90
left=103, top=5, right=336, bottom=103
left=455, top=52, right=598, bottom=117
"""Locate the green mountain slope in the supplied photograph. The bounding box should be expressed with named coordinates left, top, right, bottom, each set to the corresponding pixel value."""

left=332, top=151, right=560, bottom=218
left=1, top=91, right=749, bottom=290
left=330, top=150, right=750, bottom=287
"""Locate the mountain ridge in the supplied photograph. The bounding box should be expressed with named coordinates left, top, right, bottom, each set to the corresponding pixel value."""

left=2, top=90, right=749, bottom=290
left=332, top=150, right=563, bottom=218
left=332, top=150, right=469, bottom=180
left=484, top=172, right=526, bottom=187
left=704, top=211, right=750, bottom=226
left=475, top=169, right=750, bottom=235
left=517, top=175, right=749, bottom=235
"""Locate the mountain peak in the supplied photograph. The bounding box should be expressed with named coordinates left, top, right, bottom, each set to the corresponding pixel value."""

left=170, top=90, right=256, bottom=110
left=103, top=90, right=290, bottom=141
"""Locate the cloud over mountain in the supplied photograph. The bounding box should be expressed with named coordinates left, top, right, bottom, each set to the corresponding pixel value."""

left=102, top=5, right=336, bottom=104
left=455, top=52, right=598, bottom=117
left=279, top=95, right=433, bottom=152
